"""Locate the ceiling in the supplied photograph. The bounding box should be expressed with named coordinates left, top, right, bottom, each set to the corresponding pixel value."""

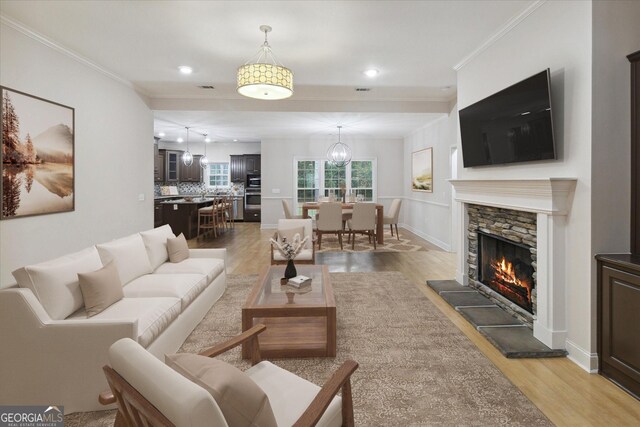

left=0, top=0, right=534, bottom=141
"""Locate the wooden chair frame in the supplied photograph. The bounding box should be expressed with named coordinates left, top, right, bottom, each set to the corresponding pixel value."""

left=100, top=324, right=358, bottom=427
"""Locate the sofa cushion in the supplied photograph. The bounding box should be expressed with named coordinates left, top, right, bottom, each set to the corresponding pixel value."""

left=140, top=225, right=175, bottom=271
left=166, top=353, right=277, bottom=427
left=153, top=258, right=224, bottom=284
left=167, top=233, right=189, bottom=263
left=67, top=297, right=181, bottom=347
left=78, top=262, right=124, bottom=317
left=122, top=274, right=208, bottom=311
left=12, top=246, right=103, bottom=320
left=246, top=361, right=342, bottom=427
left=96, top=234, right=152, bottom=286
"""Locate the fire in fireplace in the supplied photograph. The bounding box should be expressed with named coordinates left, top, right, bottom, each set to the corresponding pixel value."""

left=478, top=232, right=535, bottom=313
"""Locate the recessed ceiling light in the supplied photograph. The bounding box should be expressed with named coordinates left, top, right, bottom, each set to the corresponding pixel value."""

left=233, top=139, right=238, bottom=142
left=158, top=132, right=165, bottom=137
left=363, top=69, right=379, bottom=78
left=177, top=137, right=184, bottom=143
left=204, top=137, right=211, bottom=143
left=178, top=65, right=193, bottom=75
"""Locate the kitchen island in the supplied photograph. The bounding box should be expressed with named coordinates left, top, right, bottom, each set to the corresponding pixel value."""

left=161, top=198, right=216, bottom=239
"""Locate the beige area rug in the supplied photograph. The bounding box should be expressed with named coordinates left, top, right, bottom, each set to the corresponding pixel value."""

left=66, top=272, right=551, bottom=426
left=316, top=228, right=426, bottom=253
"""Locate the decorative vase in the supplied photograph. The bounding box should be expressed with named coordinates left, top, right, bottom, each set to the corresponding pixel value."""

left=284, top=259, right=297, bottom=279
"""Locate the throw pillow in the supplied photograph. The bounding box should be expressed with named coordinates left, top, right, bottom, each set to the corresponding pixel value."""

left=167, top=233, right=189, bottom=263
left=166, top=353, right=277, bottom=427
left=278, top=226, right=304, bottom=245
left=78, top=262, right=124, bottom=317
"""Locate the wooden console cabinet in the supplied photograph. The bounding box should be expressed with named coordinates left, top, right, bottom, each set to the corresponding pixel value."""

left=596, top=254, right=640, bottom=400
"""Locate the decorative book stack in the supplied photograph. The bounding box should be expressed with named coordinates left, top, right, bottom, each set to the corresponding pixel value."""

left=287, top=275, right=311, bottom=288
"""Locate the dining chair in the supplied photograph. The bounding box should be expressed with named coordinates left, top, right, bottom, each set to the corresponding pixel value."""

left=383, top=199, right=403, bottom=240
left=282, top=199, right=303, bottom=219
left=347, top=203, right=377, bottom=250
left=316, top=202, right=344, bottom=250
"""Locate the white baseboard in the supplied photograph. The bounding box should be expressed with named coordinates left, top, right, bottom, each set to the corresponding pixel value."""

left=400, top=223, right=451, bottom=251
left=565, top=339, right=598, bottom=373
left=533, top=321, right=567, bottom=350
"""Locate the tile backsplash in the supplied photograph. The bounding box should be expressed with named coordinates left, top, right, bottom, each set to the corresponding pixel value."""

left=154, top=182, right=244, bottom=196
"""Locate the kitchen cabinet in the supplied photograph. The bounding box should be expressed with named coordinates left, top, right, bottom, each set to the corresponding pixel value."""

left=164, top=150, right=182, bottom=182
left=244, top=154, right=261, bottom=174
left=230, top=155, right=245, bottom=182
left=154, top=200, right=163, bottom=227
left=154, top=149, right=165, bottom=182
left=596, top=254, right=640, bottom=400
left=179, top=155, right=203, bottom=182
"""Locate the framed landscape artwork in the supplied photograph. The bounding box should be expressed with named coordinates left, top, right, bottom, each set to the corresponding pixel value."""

left=1, top=87, right=75, bottom=219
left=411, top=147, right=433, bottom=192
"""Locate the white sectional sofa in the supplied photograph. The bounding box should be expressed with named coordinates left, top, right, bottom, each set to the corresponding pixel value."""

left=0, top=225, right=227, bottom=413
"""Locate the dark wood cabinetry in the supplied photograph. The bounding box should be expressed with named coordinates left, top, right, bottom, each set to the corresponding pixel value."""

left=595, top=51, right=640, bottom=401
left=596, top=255, right=640, bottom=400
left=631, top=50, right=640, bottom=254
left=164, top=150, right=181, bottom=182
left=230, top=155, right=245, bottom=182
left=154, top=148, right=165, bottom=182
left=244, top=154, right=261, bottom=173
left=179, top=155, right=203, bottom=182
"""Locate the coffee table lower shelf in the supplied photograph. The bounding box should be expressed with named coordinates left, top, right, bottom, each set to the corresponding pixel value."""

left=244, top=316, right=331, bottom=359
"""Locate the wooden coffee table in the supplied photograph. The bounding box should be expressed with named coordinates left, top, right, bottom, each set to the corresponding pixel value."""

left=242, top=265, right=336, bottom=359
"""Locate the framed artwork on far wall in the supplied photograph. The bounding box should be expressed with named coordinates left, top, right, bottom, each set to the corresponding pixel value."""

left=411, top=147, right=433, bottom=193
left=1, top=86, right=75, bottom=219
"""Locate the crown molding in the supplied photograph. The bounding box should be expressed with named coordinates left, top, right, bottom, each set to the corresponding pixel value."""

left=0, top=14, right=136, bottom=90
left=453, top=0, right=547, bottom=71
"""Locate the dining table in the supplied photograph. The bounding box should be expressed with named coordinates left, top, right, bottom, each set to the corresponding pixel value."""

left=301, top=202, right=385, bottom=244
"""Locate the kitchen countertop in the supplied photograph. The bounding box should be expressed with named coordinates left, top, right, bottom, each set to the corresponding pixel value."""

left=155, top=194, right=244, bottom=201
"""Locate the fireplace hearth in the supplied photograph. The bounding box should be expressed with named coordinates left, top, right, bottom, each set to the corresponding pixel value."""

left=478, top=232, right=535, bottom=314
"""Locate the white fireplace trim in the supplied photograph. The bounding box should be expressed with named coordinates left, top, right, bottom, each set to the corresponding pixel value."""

left=450, top=178, right=577, bottom=350
left=449, top=178, right=577, bottom=215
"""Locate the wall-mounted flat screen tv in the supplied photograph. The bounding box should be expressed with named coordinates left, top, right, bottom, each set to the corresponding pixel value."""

left=459, top=69, right=556, bottom=167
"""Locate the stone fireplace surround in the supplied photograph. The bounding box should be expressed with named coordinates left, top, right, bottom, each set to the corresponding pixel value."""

left=467, top=205, right=538, bottom=327
left=450, top=179, right=577, bottom=350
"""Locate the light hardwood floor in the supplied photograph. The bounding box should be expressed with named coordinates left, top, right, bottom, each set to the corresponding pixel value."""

left=192, top=222, right=640, bottom=426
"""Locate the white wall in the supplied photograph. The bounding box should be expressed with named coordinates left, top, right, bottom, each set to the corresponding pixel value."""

left=456, top=1, right=595, bottom=368
left=590, top=0, right=640, bottom=349
left=0, top=23, right=153, bottom=287
left=261, top=136, right=404, bottom=227
left=403, top=111, right=456, bottom=250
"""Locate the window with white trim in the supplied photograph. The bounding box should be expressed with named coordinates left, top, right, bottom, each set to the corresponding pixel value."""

left=208, top=162, right=229, bottom=187
left=294, top=158, right=376, bottom=212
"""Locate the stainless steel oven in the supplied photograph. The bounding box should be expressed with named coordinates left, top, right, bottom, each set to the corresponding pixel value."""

left=245, top=192, right=261, bottom=210
left=247, top=174, right=261, bottom=190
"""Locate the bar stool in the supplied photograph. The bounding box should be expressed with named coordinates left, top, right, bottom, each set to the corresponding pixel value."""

left=197, top=203, right=216, bottom=239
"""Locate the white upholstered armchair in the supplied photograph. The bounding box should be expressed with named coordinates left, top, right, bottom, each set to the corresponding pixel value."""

left=270, top=218, right=315, bottom=265
left=100, top=325, right=358, bottom=427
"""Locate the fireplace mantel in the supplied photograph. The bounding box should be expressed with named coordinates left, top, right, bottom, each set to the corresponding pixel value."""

left=451, top=178, right=578, bottom=351
left=449, top=178, right=577, bottom=215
